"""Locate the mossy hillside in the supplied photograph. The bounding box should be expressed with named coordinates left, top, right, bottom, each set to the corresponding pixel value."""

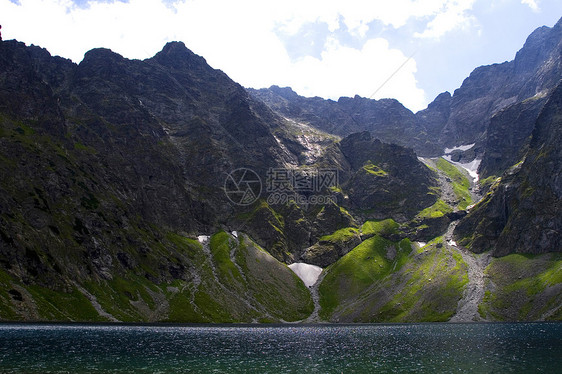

left=162, top=234, right=219, bottom=323
left=209, top=231, right=244, bottom=286
left=2, top=186, right=312, bottom=322
left=415, top=199, right=453, bottom=219
left=0, top=270, right=25, bottom=320
left=397, top=200, right=452, bottom=241
left=371, top=238, right=468, bottom=322
left=319, top=237, right=468, bottom=322
left=436, top=158, right=472, bottom=210
left=362, top=160, right=388, bottom=176
left=0, top=228, right=313, bottom=322
left=234, top=235, right=313, bottom=321
left=166, top=231, right=313, bottom=323
left=478, top=253, right=562, bottom=321
left=300, top=224, right=362, bottom=267
left=319, top=227, right=360, bottom=244
left=318, top=236, right=412, bottom=319
left=236, top=199, right=283, bottom=225
left=361, top=218, right=399, bottom=237
left=25, top=227, right=201, bottom=322
left=479, top=175, right=500, bottom=192
left=0, top=267, right=108, bottom=322
left=0, top=192, right=192, bottom=322
left=83, top=274, right=163, bottom=322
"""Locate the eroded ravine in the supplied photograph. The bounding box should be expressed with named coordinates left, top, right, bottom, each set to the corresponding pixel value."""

left=303, top=270, right=327, bottom=323
left=446, top=221, right=491, bottom=322
left=438, top=159, right=490, bottom=322
left=422, top=157, right=491, bottom=321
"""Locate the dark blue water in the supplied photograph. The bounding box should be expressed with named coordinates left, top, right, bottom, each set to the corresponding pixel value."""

left=0, top=323, right=560, bottom=373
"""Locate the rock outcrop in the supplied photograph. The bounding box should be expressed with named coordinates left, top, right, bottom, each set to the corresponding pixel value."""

left=455, top=82, right=562, bottom=256
left=338, top=132, right=438, bottom=219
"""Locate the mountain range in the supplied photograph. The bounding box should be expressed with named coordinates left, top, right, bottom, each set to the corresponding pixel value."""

left=0, top=17, right=560, bottom=322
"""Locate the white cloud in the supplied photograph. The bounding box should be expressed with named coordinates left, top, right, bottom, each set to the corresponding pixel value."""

left=521, top=0, right=540, bottom=12
left=0, top=0, right=175, bottom=61
left=269, top=0, right=472, bottom=38
left=284, top=38, right=426, bottom=111
left=414, top=0, right=477, bottom=39
left=0, top=0, right=462, bottom=111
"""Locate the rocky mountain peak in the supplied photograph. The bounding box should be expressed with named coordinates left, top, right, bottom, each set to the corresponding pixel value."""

left=267, top=85, right=301, bottom=99
left=428, top=91, right=452, bottom=108
left=513, top=19, right=561, bottom=78
left=152, top=41, right=211, bottom=72
left=82, top=47, right=124, bottom=63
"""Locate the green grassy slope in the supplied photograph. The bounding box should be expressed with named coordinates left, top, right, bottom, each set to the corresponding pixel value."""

left=0, top=231, right=313, bottom=322
left=479, top=253, right=562, bottom=321
left=318, top=237, right=468, bottom=322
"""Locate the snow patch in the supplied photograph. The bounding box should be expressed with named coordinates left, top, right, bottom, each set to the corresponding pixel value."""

left=447, top=239, right=457, bottom=247
left=197, top=235, right=210, bottom=243
left=444, top=143, right=475, bottom=154
left=231, top=231, right=238, bottom=238
left=443, top=155, right=481, bottom=182
left=416, top=242, right=427, bottom=248
left=288, top=263, right=323, bottom=287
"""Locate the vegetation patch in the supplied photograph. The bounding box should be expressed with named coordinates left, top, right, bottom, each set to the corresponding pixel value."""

left=319, top=227, right=359, bottom=243
left=361, top=218, right=399, bottom=237
left=362, top=160, right=388, bottom=176
left=319, top=236, right=468, bottom=322
left=416, top=199, right=453, bottom=219
left=84, top=274, right=161, bottom=322
left=479, top=175, right=500, bottom=191
left=371, top=237, right=467, bottom=322
left=27, top=285, right=105, bottom=322
left=235, top=235, right=313, bottom=321
left=166, top=282, right=207, bottom=323
left=436, top=158, right=472, bottom=209
left=479, top=253, right=562, bottom=321
left=0, top=270, right=21, bottom=320
left=319, top=236, right=412, bottom=319
left=74, top=142, right=97, bottom=154
left=166, top=232, right=312, bottom=323
left=209, top=231, right=244, bottom=285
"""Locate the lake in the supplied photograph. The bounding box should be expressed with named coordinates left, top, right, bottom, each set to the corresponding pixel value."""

left=0, top=323, right=560, bottom=373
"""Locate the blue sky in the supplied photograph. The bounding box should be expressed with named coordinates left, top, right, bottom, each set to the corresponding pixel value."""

left=1, top=0, right=561, bottom=112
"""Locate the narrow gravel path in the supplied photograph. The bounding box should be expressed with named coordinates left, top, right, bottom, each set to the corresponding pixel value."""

left=447, top=222, right=491, bottom=322
left=303, top=270, right=327, bottom=323
left=73, top=282, right=119, bottom=322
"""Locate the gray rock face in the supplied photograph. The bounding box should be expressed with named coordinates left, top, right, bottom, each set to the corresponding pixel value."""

left=338, top=132, right=438, bottom=219
left=251, top=18, right=562, bottom=163
left=479, top=95, right=547, bottom=179
left=0, top=40, right=297, bottom=285
left=0, top=37, right=440, bottom=290
left=248, top=86, right=434, bottom=155
left=437, top=18, right=562, bottom=149
left=455, top=82, right=562, bottom=256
